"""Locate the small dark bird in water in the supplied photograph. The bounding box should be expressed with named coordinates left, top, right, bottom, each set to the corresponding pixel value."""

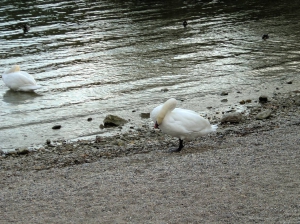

left=183, top=20, right=188, bottom=28
left=22, top=24, right=30, bottom=33
left=262, top=34, right=269, bottom=40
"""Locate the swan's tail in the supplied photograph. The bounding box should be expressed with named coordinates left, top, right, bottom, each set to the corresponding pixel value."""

left=199, top=124, right=218, bottom=135
left=210, top=124, right=218, bottom=132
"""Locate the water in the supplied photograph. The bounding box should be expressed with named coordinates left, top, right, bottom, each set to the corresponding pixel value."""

left=1, top=0, right=300, bottom=150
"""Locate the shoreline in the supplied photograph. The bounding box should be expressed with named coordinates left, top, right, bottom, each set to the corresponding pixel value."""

left=1, top=76, right=299, bottom=152
left=1, top=90, right=299, bottom=171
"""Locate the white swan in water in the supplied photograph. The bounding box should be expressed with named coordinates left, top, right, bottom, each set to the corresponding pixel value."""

left=2, top=65, right=42, bottom=92
left=150, top=98, right=218, bottom=152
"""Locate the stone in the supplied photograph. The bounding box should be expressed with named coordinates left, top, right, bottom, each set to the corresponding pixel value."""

left=286, top=80, right=293, bottom=84
left=220, top=112, right=243, bottom=123
left=87, top=118, right=93, bottom=121
left=221, top=91, right=228, bottom=96
left=6, top=150, right=17, bottom=156
left=140, top=113, right=150, bottom=119
left=161, top=88, right=169, bottom=92
left=256, top=109, right=272, bottom=120
left=18, top=148, right=30, bottom=155
left=103, top=115, right=128, bottom=127
left=259, top=95, right=268, bottom=103
left=52, top=125, right=61, bottom=130
left=221, top=99, right=228, bottom=102
left=46, top=139, right=51, bottom=145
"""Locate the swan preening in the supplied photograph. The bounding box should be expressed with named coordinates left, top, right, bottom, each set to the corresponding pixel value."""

left=2, top=65, right=42, bottom=92
left=151, top=98, right=218, bottom=152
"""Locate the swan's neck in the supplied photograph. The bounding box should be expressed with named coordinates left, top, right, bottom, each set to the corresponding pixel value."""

left=156, top=98, right=177, bottom=125
left=6, top=65, right=20, bottom=74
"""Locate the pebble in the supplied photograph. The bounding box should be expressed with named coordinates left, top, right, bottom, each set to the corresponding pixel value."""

left=256, top=109, right=272, bottom=120
left=259, top=95, right=268, bottom=103
left=52, top=125, right=62, bottom=130
left=220, top=112, right=243, bottom=123
left=103, top=115, right=128, bottom=127
left=140, top=113, right=150, bottom=119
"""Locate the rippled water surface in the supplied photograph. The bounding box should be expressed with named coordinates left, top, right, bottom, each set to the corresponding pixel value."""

left=1, top=0, right=300, bottom=150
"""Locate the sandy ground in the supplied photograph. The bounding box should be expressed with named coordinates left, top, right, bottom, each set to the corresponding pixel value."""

left=0, top=93, right=300, bottom=223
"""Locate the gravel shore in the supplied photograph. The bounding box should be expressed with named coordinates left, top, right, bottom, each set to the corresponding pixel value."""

left=1, top=92, right=300, bottom=223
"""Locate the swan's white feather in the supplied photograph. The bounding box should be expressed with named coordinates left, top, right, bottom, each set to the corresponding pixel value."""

left=150, top=98, right=217, bottom=141
left=2, top=65, right=41, bottom=92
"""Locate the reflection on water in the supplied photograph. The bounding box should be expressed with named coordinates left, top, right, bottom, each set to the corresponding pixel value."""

left=3, top=90, right=41, bottom=104
left=0, top=0, right=300, bottom=149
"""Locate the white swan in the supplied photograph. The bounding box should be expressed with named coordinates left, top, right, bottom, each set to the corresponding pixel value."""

left=2, top=65, right=42, bottom=92
left=150, top=98, right=218, bottom=152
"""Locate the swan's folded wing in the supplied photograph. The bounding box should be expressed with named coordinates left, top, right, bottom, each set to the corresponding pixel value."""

left=171, top=108, right=211, bottom=132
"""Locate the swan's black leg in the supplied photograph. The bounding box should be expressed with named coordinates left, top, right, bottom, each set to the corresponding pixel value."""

left=169, top=139, right=184, bottom=153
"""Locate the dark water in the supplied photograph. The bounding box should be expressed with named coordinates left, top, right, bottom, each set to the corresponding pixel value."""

left=1, top=0, right=299, bottom=150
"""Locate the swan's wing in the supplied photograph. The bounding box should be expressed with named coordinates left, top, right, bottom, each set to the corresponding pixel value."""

left=18, top=71, right=37, bottom=84
left=170, top=108, right=211, bottom=132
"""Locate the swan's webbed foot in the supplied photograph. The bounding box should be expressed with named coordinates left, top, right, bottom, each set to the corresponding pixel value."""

left=168, top=139, right=184, bottom=153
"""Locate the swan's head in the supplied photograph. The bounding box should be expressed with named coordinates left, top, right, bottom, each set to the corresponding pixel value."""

left=155, top=98, right=177, bottom=127
left=5, top=65, right=20, bottom=74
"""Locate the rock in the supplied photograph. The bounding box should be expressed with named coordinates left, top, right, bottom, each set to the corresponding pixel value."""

left=221, top=112, right=243, bottom=123
left=246, top=99, right=252, bottom=103
left=286, top=80, right=293, bottom=84
left=52, top=125, right=61, bottom=130
left=6, top=150, right=17, bottom=156
left=103, top=115, right=128, bottom=127
left=221, top=99, right=228, bottom=103
left=46, top=139, right=51, bottom=145
left=95, top=136, right=102, bottom=143
left=140, top=113, right=150, bottom=119
left=87, top=118, right=93, bottom=121
left=259, top=95, right=268, bottom=103
left=161, top=88, right=169, bottom=92
left=18, top=148, right=30, bottom=155
left=239, top=100, right=245, bottom=104
left=256, top=109, right=272, bottom=120
left=221, top=91, right=228, bottom=96
left=99, top=124, right=104, bottom=129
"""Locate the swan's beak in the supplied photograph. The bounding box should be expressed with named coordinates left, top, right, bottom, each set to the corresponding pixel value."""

left=154, top=121, right=159, bottom=129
